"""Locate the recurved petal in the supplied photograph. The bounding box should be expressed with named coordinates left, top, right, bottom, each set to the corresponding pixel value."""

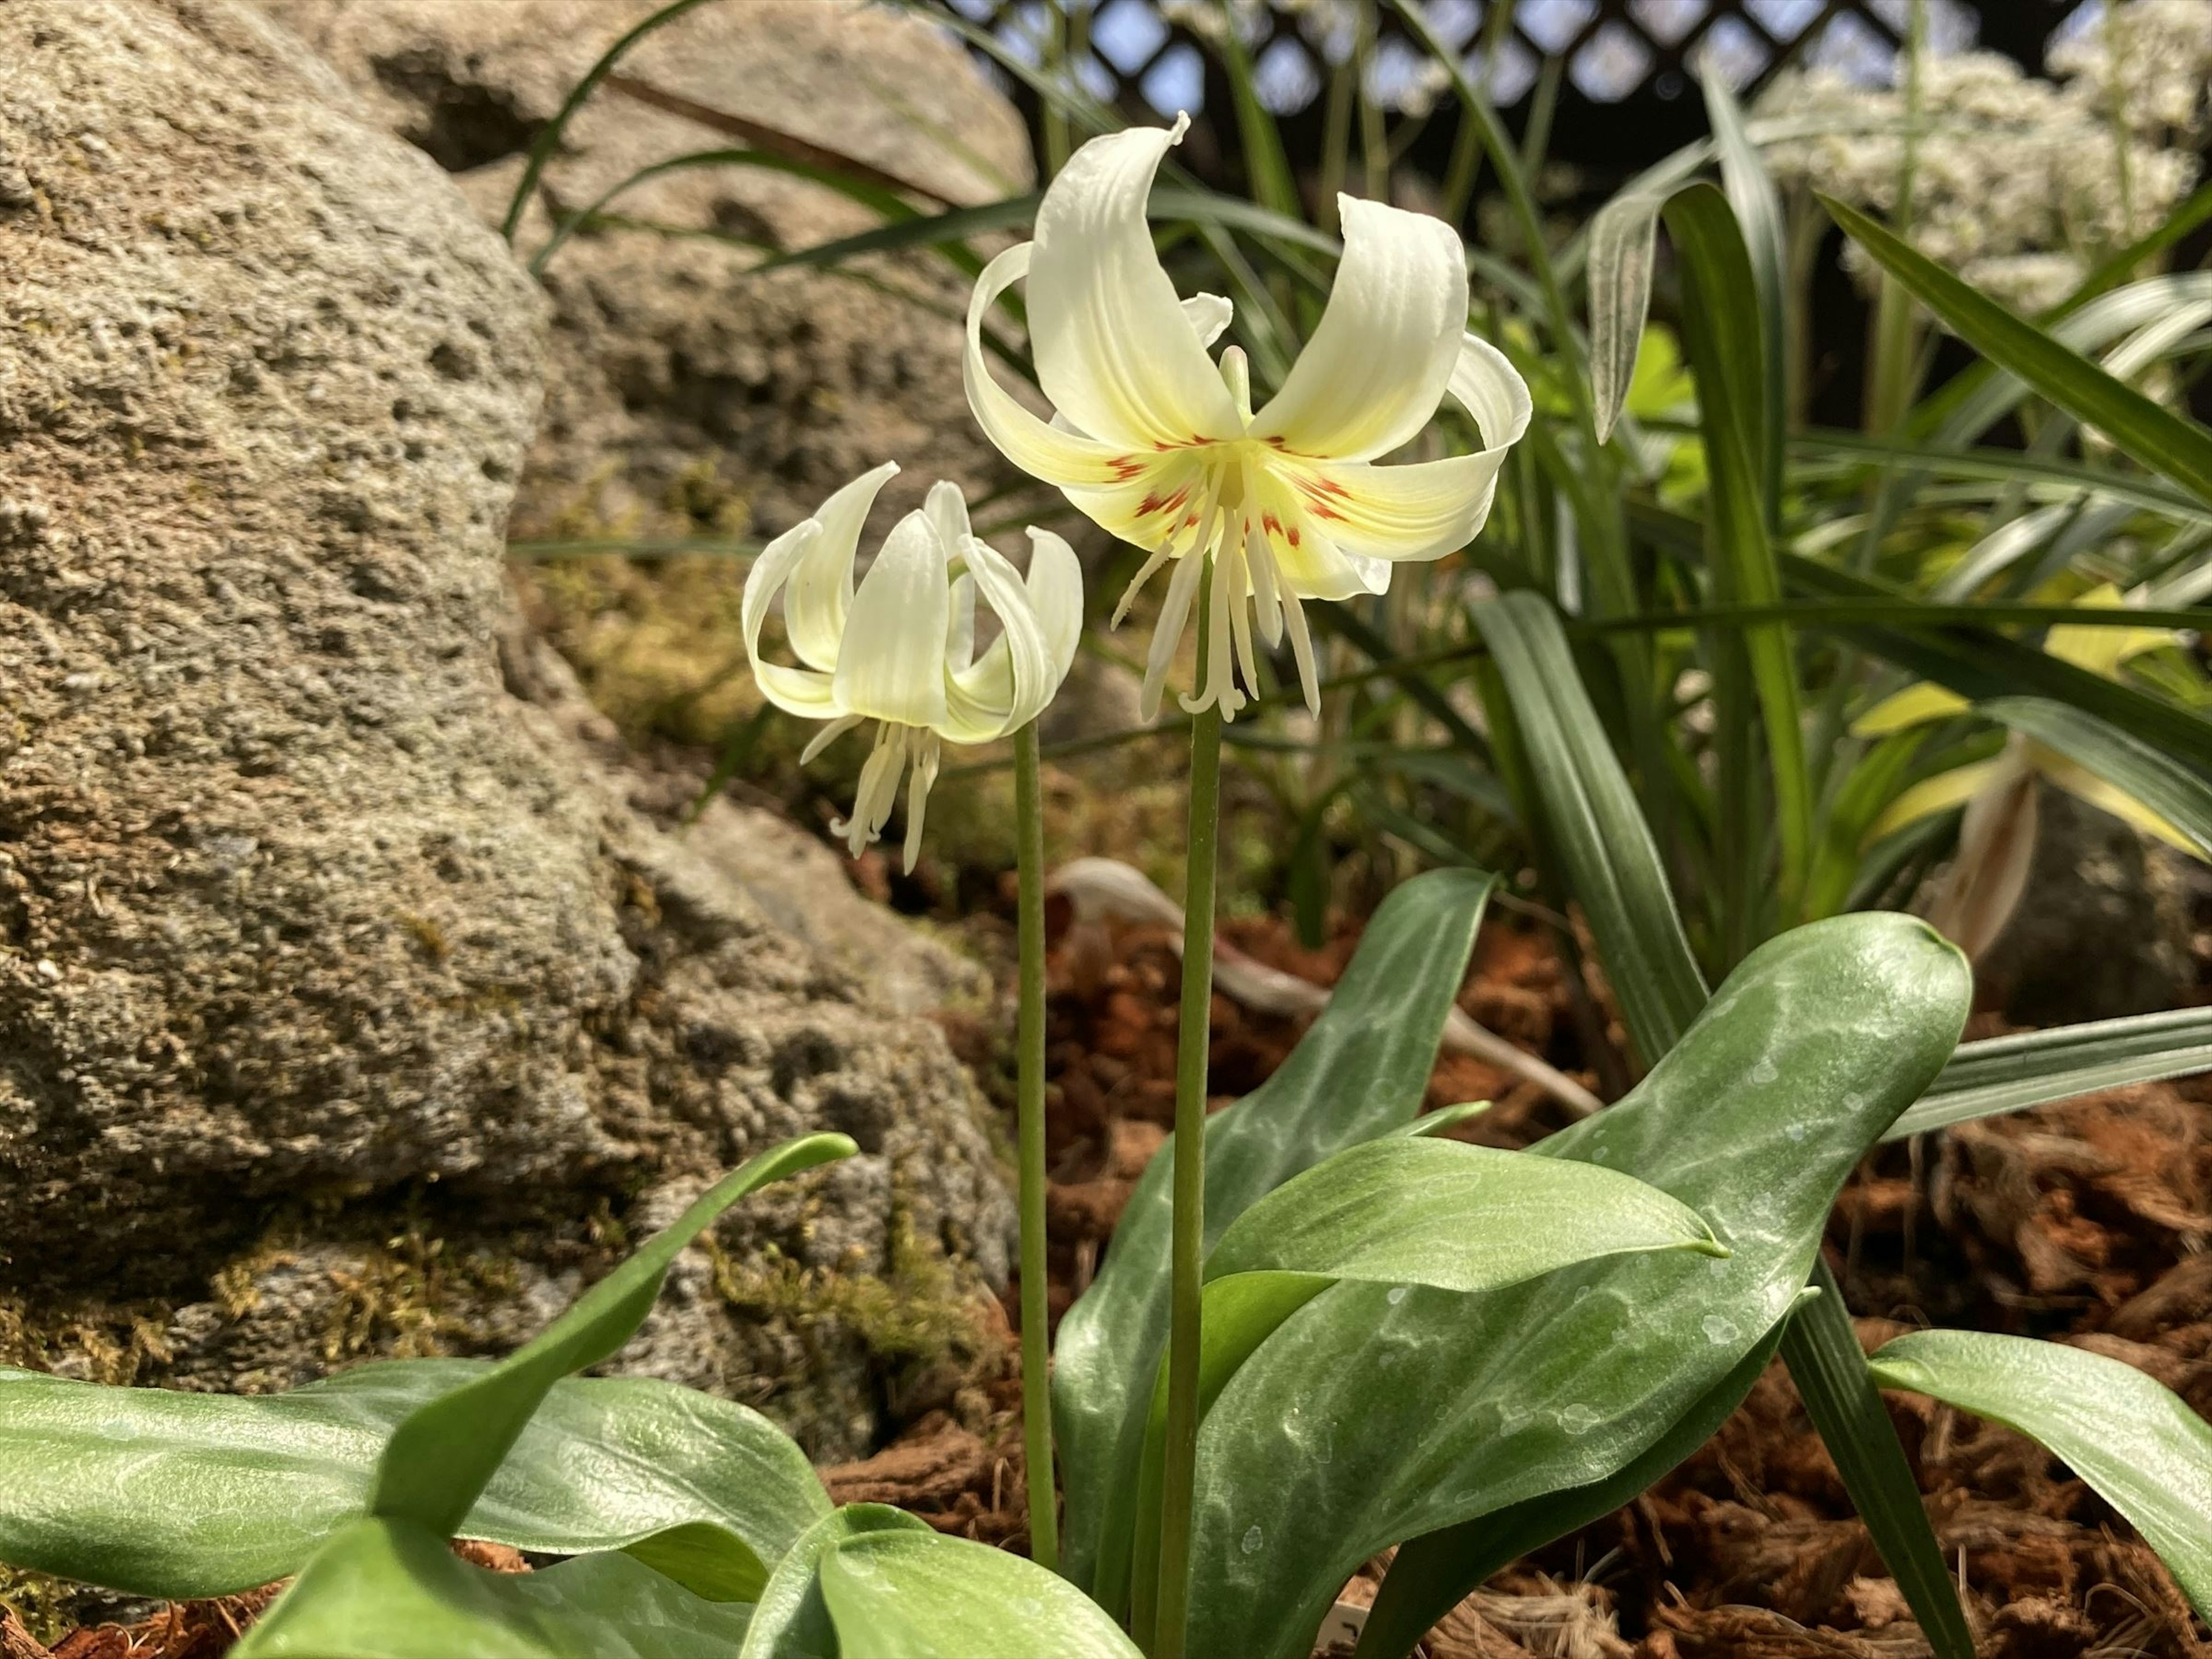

left=1024, top=528, right=1086, bottom=687
left=1447, top=331, right=1535, bottom=451
left=785, top=461, right=900, bottom=670
left=944, top=532, right=1053, bottom=741
left=743, top=520, right=843, bottom=717
left=965, top=243, right=1149, bottom=488
left=1273, top=444, right=1512, bottom=567
left=834, top=510, right=952, bottom=729
left=1250, top=196, right=1468, bottom=462
left=1028, top=118, right=1243, bottom=449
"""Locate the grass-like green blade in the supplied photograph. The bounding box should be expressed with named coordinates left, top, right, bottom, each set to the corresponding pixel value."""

left=1889, top=1007, right=2212, bottom=1140
left=1779, top=1260, right=1976, bottom=1659
left=1668, top=184, right=1811, bottom=929
left=820, top=1530, right=1143, bottom=1659
left=1052, top=869, right=1495, bottom=1607
left=1130, top=1142, right=1724, bottom=1646
left=745, top=193, right=1043, bottom=275
left=1702, top=71, right=1787, bottom=518
left=0, top=1359, right=827, bottom=1602
left=1472, top=590, right=1706, bottom=1062
left=1582, top=190, right=1665, bottom=444
left=738, top=1504, right=929, bottom=1659
left=1358, top=1294, right=1802, bottom=1658
left=369, top=1134, right=854, bottom=1541
left=232, top=1520, right=752, bottom=1659
left=1790, top=429, right=2212, bottom=524
left=1979, top=696, right=2212, bottom=858
left=1871, top=1331, right=2212, bottom=1618
left=1821, top=194, right=2212, bottom=509
left=1771, top=554, right=2212, bottom=774
left=1187, top=915, right=1969, bottom=1659
left=499, top=0, right=713, bottom=243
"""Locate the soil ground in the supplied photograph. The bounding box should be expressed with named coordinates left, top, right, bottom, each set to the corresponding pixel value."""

left=15, top=901, right=2212, bottom=1658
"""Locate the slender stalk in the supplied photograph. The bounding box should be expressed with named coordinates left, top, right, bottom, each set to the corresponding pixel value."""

left=1153, top=582, right=1225, bottom=1659
left=1012, top=721, right=1058, bottom=1574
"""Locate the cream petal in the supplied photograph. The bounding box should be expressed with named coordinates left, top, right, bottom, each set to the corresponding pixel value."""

left=946, top=532, right=1052, bottom=738
left=1280, top=584, right=1320, bottom=717
left=1182, top=291, right=1234, bottom=349
left=925, top=478, right=974, bottom=555
left=945, top=571, right=978, bottom=674
left=743, top=520, right=844, bottom=717
left=1024, top=528, right=1086, bottom=687
left=1028, top=119, right=1243, bottom=449
left=1929, top=751, right=2038, bottom=962
left=1250, top=196, right=1468, bottom=462
left=1272, top=443, right=1512, bottom=567
left=833, top=511, right=952, bottom=729
left=965, top=243, right=1146, bottom=487
left=1446, top=331, right=1535, bottom=451
left=1245, top=467, right=1373, bottom=601
left=785, top=461, right=900, bottom=671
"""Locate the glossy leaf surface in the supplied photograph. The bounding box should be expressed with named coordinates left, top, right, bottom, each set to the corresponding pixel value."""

left=1053, top=868, right=1495, bottom=1602
left=1179, top=915, right=1969, bottom=1659
left=820, top=1529, right=1143, bottom=1658
left=232, top=1520, right=752, bottom=1659
left=0, top=1359, right=827, bottom=1601
left=1872, top=1331, right=2212, bottom=1618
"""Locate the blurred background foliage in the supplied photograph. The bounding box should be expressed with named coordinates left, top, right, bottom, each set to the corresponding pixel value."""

left=509, top=0, right=2212, bottom=1055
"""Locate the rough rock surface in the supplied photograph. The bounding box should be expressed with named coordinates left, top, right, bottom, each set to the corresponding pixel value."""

left=258, top=0, right=1035, bottom=545
left=1979, top=780, right=2198, bottom=1024
left=0, top=0, right=1011, bottom=1460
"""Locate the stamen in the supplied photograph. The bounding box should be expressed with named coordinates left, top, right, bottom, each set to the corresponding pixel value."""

left=1112, top=543, right=1173, bottom=628
left=902, top=730, right=942, bottom=873
left=1141, top=550, right=1206, bottom=724
left=801, top=713, right=863, bottom=766
left=1245, top=521, right=1283, bottom=650
left=1281, top=588, right=1321, bottom=718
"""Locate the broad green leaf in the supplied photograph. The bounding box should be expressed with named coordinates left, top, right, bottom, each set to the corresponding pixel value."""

left=1891, top=1006, right=2212, bottom=1140
left=820, top=1530, right=1142, bottom=1659
left=739, top=1505, right=930, bottom=1659
left=1054, top=868, right=1495, bottom=1605
left=233, top=1520, right=752, bottom=1659
left=1179, top=914, right=1970, bottom=1659
left=1128, top=1142, right=1725, bottom=1640
left=370, top=1134, right=854, bottom=1541
left=1472, top=590, right=1706, bottom=1061
left=1359, top=1292, right=1802, bottom=1658
left=1979, top=695, right=2212, bottom=858
left=1583, top=190, right=1665, bottom=444
left=1666, top=184, right=1810, bottom=929
left=0, top=1359, right=827, bottom=1601
left=1821, top=195, right=2212, bottom=510
left=1871, top=1331, right=2212, bottom=1618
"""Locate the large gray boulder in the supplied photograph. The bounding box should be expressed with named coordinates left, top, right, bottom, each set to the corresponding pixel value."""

left=259, top=0, right=1035, bottom=545
left=0, top=0, right=1010, bottom=1461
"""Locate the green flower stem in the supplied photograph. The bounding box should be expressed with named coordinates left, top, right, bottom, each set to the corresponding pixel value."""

left=1154, top=584, right=1225, bottom=1659
left=1012, top=720, right=1058, bottom=1574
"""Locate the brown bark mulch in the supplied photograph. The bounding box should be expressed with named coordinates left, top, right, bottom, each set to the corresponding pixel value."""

left=15, top=908, right=2212, bottom=1657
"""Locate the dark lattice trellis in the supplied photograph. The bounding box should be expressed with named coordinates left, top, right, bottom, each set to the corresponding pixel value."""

left=942, top=0, right=2101, bottom=182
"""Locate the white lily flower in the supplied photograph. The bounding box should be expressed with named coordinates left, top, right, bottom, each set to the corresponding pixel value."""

left=963, top=113, right=1532, bottom=722
left=743, top=463, right=1084, bottom=870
